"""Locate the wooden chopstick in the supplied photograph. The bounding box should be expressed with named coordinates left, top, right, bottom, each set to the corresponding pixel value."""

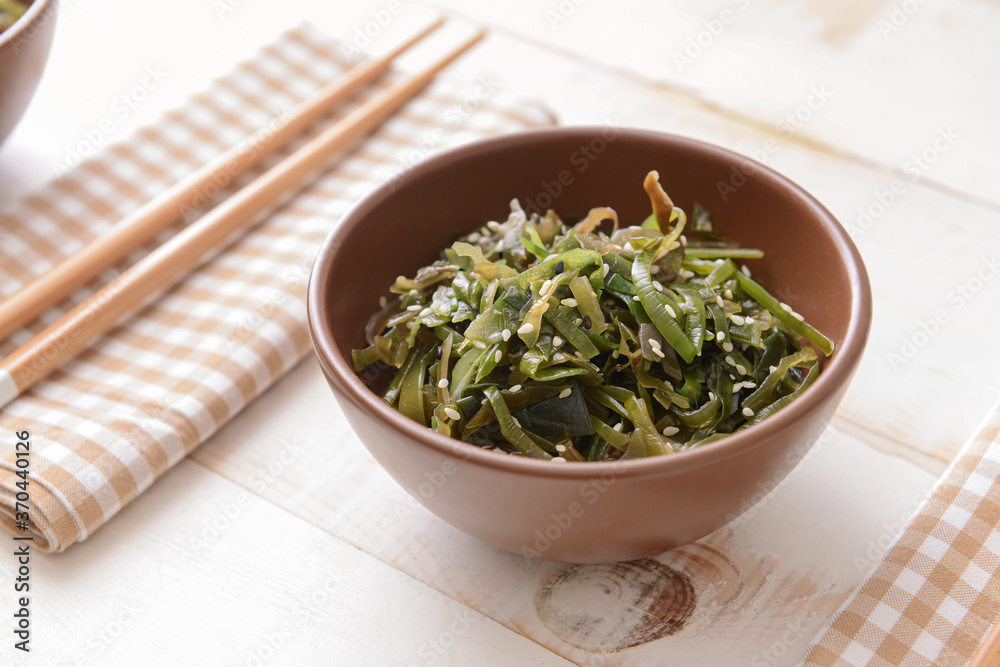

left=0, top=18, right=445, bottom=343
left=0, top=29, right=487, bottom=409
left=971, top=618, right=1000, bottom=667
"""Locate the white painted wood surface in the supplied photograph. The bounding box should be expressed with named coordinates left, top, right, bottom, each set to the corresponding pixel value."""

left=2, top=0, right=996, bottom=664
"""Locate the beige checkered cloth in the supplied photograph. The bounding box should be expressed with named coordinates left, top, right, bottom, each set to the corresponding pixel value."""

left=804, top=404, right=1000, bottom=666
left=0, top=24, right=553, bottom=553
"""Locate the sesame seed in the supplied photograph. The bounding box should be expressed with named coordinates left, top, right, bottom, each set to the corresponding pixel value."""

left=436, top=346, right=443, bottom=360
left=541, top=279, right=554, bottom=294
left=512, top=417, right=521, bottom=428
left=551, top=457, right=567, bottom=463
left=651, top=347, right=665, bottom=358
left=602, top=264, right=610, bottom=277
left=561, top=298, right=578, bottom=308
left=487, top=221, right=501, bottom=231
left=724, top=289, right=733, bottom=299
left=438, top=378, right=449, bottom=389
left=582, top=315, right=592, bottom=329
left=444, top=407, right=462, bottom=420
left=613, top=422, right=623, bottom=432
left=509, top=384, right=522, bottom=393
left=494, top=240, right=505, bottom=252
left=650, top=265, right=661, bottom=275
left=481, top=398, right=488, bottom=405
left=715, top=296, right=724, bottom=307
left=648, top=338, right=661, bottom=349
left=517, top=322, right=534, bottom=335
left=501, top=328, right=512, bottom=341
left=744, top=382, right=757, bottom=388
left=736, top=364, right=747, bottom=375
left=467, top=232, right=481, bottom=243
left=792, top=311, right=806, bottom=322
left=769, top=365, right=778, bottom=373
left=474, top=340, right=487, bottom=349
left=665, top=304, right=677, bottom=319
left=662, top=426, right=679, bottom=436
left=633, top=296, right=641, bottom=301
left=555, top=260, right=565, bottom=274
left=575, top=351, right=586, bottom=360
left=379, top=296, right=387, bottom=308
left=745, top=316, right=755, bottom=324
left=407, top=304, right=421, bottom=312
left=553, top=336, right=564, bottom=347
left=409, top=289, right=419, bottom=296
left=623, top=242, right=635, bottom=253
left=741, top=265, right=752, bottom=277
left=405, top=321, right=414, bottom=329
left=717, top=330, right=726, bottom=341
left=680, top=235, right=688, bottom=246
left=555, top=444, right=566, bottom=452
left=742, top=407, right=755, bottom=418
left=732, top=383, right=742, bottom=393
left=494, top=350, right=502, bottom=363
left=679, top=269, right=695, bottom=279
left=559, top=388, right=572, bottom=399
left=725, top=355, right=736, bottom=366
left=708, top=392, right=716, bottom=401
left=653, top=280, right=664, bottom=291
left=780, top=302, right=793, bottom=312
left=723, top=342, right=734, bottom=352
left=730, top=314, right=745, bottom=326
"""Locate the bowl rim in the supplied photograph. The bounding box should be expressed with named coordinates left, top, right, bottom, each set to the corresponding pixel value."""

left=307, top=126, right=873, bottom=480
left=0, top=0, right=57, bottom=50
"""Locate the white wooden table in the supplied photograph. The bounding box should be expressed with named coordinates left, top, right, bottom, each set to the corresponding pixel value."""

left=2, top=1, right=998, bottom=665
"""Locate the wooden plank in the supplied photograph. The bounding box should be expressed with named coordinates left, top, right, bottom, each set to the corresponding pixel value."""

left=191, top=360, right=937, bottom=666
left=0, top=459, right=573, bottom=666
left=430, top=0, right=1000, bottom=208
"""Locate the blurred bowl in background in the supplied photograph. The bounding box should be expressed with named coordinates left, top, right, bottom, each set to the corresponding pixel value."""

left=0, top=0, right=57, bottom=148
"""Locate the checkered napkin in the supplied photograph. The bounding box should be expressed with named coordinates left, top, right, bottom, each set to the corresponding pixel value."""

left=804, top=404, right=1000, bottom=666
left=0, top=24, right=554, bottom=553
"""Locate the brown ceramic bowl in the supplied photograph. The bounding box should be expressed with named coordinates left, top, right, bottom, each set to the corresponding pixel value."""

left=307, top=127, right=872, bottom=563
left=0, top=0, right=57, bottom=147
